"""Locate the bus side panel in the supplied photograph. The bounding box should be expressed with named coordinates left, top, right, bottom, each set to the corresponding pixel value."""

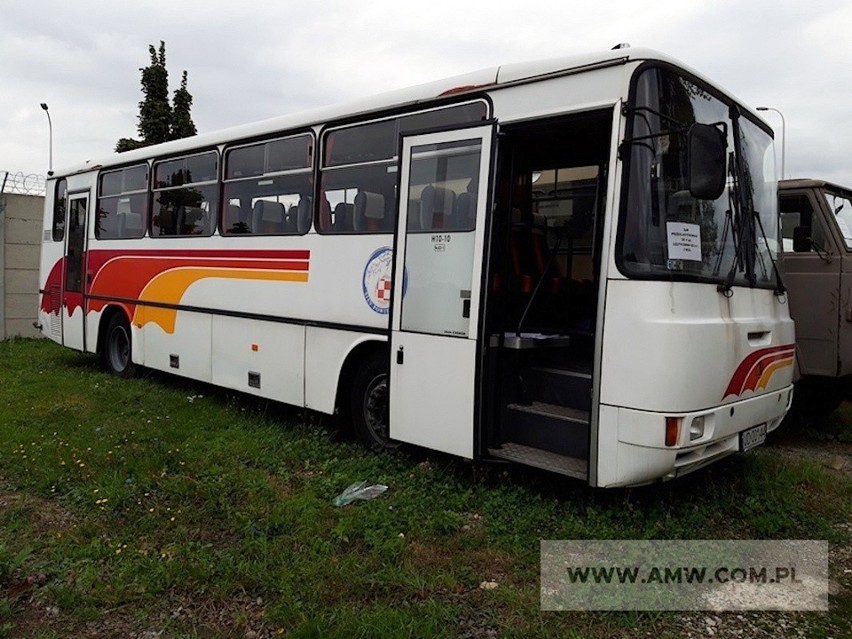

left=212, top=316, right=305, bottom=406
left=141, top=312, right=212, bottom=383
left=304, top=329, right=387, bottom=414
left=599, top=279, right=795, bottom=412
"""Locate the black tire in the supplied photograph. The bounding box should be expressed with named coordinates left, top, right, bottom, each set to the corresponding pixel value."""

left=102, top=313, right=137, bottom=378
left=349, top=352, right=400, bottom=452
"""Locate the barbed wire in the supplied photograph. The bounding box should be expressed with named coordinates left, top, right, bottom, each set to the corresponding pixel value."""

left=0, top=170, right=47, bottom=196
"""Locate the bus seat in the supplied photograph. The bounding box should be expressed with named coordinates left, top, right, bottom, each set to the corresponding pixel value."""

left=226, top=204, right=250, bottom=234
left=200, top=208, right=212, bottom=235
left=252, top=200, right=286, bottom=234
left=317, top=197, right=332, bottom=232
left=530, top=227, right=563, bottom=294
left=509, top=226, right=535, bottom=294
left=178, top=206, right=207, bottom=234
left=333, top=202, right=354, bottom=232
left=666, top=190, right=696, bottom=223
left=420, top=185, right=455, bottom=230
left=454, top=191, right=477, bottom=229
left=354, top=191, right=386, bottom=232
left=406, top=200, right=421, bottom=231
left=286, top=205, right=300, bottom=233
left=297, top=197, right=312, bottom=234
left=119, top=211, right=144, bottom=237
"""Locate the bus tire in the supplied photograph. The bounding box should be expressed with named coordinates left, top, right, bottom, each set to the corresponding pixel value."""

left=103, top=313, right=137, bottom=378
left=350, top=352, right=400, bottom=452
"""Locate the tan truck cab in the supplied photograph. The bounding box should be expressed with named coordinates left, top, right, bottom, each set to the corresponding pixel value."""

left=780, top=178, right=852, bottom=412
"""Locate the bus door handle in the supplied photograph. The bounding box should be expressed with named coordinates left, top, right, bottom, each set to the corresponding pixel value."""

left=396, top=346, right=404, bottom=365
left=460, top=289, right=471, bottom=318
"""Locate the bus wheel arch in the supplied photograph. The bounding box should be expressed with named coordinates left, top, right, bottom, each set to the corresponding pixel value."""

left=336, top=340, right=400, bottom=452
left=98, top=306, right=137, bottom=378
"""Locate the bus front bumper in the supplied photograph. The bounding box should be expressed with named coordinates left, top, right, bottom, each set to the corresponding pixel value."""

left=596, top=385, right=794, bottom=488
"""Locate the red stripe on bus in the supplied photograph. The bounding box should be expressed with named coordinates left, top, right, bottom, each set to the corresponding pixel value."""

left=723, top=344, right=795, bottom=398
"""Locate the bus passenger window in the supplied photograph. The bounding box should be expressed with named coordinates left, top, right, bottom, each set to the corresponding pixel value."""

left=152, top=152, right=218, bottom=237
left=52, top=179, right=67, bottom=241
left=319, top=102, right=488, bottom=235
left=321, top=127, right=397, bottom=233
left=222, top=134, right=313, bottom=236
left=97, top=165, right=148, bottom=239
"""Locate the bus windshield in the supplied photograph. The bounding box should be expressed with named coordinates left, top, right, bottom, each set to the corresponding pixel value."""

left=619, top=66, right=779, bottom=288
left=823, top=190, right=852, bottom=249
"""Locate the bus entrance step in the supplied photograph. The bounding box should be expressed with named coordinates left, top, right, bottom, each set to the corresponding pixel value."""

left=507, top=401, right=589, bottom=423
left=519, top=366, right=591, bottom=411
left=488, top=442, right=588, bottom=479
left=504, top=401, right=590, bottom=457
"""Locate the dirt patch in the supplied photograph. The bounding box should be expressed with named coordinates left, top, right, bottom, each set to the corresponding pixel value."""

left=768, top=435, right=852, bottom=475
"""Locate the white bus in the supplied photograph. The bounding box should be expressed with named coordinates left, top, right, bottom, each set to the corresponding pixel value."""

left=37, top=46, right=794, bottom=487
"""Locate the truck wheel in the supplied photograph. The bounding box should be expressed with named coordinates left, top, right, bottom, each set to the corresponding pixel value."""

left=103, top=313, right=137, bottom=378
left=350, top=352, right=400, bottom=452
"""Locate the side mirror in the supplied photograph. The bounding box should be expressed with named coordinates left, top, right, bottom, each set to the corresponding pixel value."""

left=792, top=226, right=811, bottom=253
left=687, top=123, right=727, bottom=200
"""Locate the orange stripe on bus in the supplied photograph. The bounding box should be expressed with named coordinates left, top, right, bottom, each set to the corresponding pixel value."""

left=133, top=268, right=309, bottom=333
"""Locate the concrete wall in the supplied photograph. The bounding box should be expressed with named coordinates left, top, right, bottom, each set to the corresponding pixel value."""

left=0, top=193, right=44, bottom=340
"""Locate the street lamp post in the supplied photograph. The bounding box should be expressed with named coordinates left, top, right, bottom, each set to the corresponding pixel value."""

left=40, top=103, right=53, bottom=176
left=756, top=106, right=785, bottom=180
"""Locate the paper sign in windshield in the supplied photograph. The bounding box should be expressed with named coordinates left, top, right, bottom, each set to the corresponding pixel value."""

left=666, top=222, right=702, bottom=261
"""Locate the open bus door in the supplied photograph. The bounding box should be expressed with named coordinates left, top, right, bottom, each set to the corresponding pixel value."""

left=62, top=191, right=89, bottom=351
left=389, top=125, right=494, bottom=457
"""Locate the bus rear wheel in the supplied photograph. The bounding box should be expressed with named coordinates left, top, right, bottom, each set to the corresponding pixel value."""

left=350, top=353, right=400, bottom=452
left=103, top=313, right=137, bottom=378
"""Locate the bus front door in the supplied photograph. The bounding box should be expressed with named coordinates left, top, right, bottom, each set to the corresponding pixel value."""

left=62, top=192, right=89, bottom=351
left=389, top=126, right=494, bottom=458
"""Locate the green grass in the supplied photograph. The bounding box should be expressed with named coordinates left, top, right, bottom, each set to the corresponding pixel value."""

left=0, top=338, right=850, bottom=638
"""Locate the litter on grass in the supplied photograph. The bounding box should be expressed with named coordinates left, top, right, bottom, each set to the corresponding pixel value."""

left=332, top=480, right=388, bottom=506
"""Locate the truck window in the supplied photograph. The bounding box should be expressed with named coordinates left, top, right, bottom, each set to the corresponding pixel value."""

left=823, top=191, right=852, bottom=249
left=780, top=193, right=825, bottom=252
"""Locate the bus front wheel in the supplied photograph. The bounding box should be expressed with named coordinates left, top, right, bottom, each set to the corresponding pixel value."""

left=350, top=353, right=400, bottom=452
left=103, top=313, right=137, bottom=378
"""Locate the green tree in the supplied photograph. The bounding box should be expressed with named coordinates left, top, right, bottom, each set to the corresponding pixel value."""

left=115, top=41, right=197, bottom=152
left=171, top=70, right=197, bottom=140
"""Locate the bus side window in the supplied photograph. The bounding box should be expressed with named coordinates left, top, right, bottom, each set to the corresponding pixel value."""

left=321, top=120, right=395, bottom=235
left=97, top=166, right=148, bottom=240
left=152, top=152, right=218, bottom=237
left=52, top=179, right=67, bottom=241
left=320, top=165, right=395, bottom=235
left=222, top=134, right=313, bottom=236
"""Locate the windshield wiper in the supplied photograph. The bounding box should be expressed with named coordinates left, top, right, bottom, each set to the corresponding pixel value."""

left=717, top=104, right=785, bottom=296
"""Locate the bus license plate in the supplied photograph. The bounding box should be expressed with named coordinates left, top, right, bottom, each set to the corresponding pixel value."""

left=740, top=424, right=767, bottom=452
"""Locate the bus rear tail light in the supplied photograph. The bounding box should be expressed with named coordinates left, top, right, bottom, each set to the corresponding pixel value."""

left=665, top=417, right=681, bottom=447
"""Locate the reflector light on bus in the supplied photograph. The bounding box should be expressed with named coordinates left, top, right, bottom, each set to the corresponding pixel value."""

left=665, top=417, right=680, bottom=447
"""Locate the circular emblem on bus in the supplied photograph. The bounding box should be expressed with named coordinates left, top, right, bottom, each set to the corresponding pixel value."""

left=362, top=247, right=394, bottom=314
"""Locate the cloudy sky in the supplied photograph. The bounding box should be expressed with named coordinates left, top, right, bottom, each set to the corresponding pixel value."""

left=2, top=0, right=850, bottom=186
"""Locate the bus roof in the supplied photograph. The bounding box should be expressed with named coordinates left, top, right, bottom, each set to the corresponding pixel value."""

left=53, top=46, right=738, bottom=177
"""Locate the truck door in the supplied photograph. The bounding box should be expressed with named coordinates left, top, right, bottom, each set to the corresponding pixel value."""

left=781, top=189, right=841, bottom=376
